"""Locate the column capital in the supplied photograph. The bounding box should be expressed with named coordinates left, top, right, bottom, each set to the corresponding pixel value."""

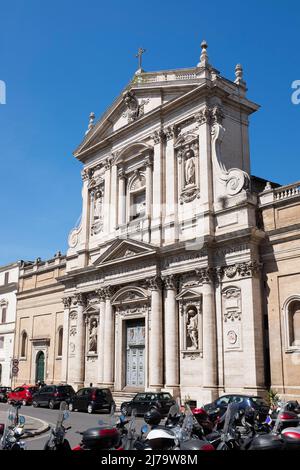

left=145, top=154, right=153, bottom=168
left=147, top=275, right=163, bottom=291
left=194, top=105, right=224, bottom=126
left=62, top=296, right=72, bottom=308
left=195, top=267, right=215, bottom=285
left=104, top=286, right=115, bottom=299
left=95, top=288, right=106, bottom=302
left=164, top=123, right=181, bottom=140
left=152, top=129, right=166, bottom=144
left=118, top=167, right=127, bottom=179
left=162, top=274, right=178, bottom=290
left=73, top=292, right=86, bottom=307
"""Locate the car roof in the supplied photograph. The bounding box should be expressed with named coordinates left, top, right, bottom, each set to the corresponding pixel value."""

left=219, top=394, right=263, bottom=399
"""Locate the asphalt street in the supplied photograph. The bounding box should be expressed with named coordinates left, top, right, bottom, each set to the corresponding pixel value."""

left=0, top=402, right=145, bottom=450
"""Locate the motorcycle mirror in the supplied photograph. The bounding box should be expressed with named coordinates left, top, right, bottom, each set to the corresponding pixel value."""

left=141, top=424, right=148, bottom=435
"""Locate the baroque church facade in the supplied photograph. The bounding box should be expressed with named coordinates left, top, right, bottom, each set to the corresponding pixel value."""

left=58, top=42, right=270, bottom=405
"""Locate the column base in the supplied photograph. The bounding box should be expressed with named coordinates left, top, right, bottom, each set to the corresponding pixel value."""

left=162, top=386, right=180, bottom=399
left=146, top=385, right=163, bottom=392
left=200, top=386, right=219, bottom=405
left=101, top=382, right=114, bottom=391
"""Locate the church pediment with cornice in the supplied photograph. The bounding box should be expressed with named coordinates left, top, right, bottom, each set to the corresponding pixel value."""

left=73, top=77, right=202, bottom=160
left=93, top=238, right=157, bottom=267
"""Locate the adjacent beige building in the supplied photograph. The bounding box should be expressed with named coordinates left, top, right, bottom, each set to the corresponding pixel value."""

left=14, top=254, right=66, bottom=387
left=260, top=183, right=300, bottom=400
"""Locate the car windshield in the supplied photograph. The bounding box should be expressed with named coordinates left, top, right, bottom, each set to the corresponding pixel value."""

left=159, top=393, right=172, bottom=400
left=57, top=386, right=73, bottom=393
left=251, top=397, right=268, bottom=406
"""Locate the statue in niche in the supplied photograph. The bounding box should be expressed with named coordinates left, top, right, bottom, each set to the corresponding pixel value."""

left=88, top=319, right=98, bottom=353
left=94, top=191, right=102, bottom=219
left=91, top=190, right=103, bottom=234
left=184, top=147, right=196, bottom=186
left=186, top=308, right=198, bottom=349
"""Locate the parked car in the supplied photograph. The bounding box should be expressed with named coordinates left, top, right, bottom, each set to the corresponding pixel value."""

left=32, top=384, right=75, bottom=409
left=0, top=387, right=11, bottom=403
left=204, top=394, right=269, bottom=422
left=68, top=387, right=115, bottom=414
left=120, top=392, right=176, bottom=417
left=7, top=385, right=39, bottom=405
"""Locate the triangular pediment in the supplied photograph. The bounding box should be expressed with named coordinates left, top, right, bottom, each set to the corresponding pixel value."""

left=93, top=238, right=157, bottom=266
left=176, top=289, right=201, bottom=300
left=74, top=73, right=201, bottom=159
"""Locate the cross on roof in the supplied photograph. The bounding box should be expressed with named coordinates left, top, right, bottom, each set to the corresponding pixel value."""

left=135, top=47, right=146, bottom=71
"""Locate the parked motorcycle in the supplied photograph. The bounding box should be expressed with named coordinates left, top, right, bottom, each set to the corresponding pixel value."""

left=72, top=403, right=121, bottom=451
left=0, top=401, right=26, bottom=450
left=44, top=401, right=72, bottom=451
left=136, top=404, right=214, bottom=451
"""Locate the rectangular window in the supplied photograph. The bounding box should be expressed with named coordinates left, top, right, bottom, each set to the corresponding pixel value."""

left=4, top=272, right=9, bottom=285
left=1, top=308, right=6, bottom=323
left=0, top=337, right=4, bottom=349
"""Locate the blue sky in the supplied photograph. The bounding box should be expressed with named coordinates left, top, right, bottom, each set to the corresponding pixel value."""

left=0, top=0, right=299, bottom=265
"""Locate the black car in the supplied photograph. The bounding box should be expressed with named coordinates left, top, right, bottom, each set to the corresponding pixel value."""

left=120, top=392, right=176, bottom=417
left=204, top=394, right=269, bottom=421
left=0, top=387, right=11, bottom=403
left=68, top=387, right=115, bottom=414
left=32, top=384, right=75, bottom=409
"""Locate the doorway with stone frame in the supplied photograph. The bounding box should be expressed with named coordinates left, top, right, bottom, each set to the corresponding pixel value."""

left=125, top=319, right=145, bottom=388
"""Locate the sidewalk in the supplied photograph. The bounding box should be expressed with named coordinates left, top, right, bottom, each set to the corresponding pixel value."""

left=0, top=410, right=49, bottom=438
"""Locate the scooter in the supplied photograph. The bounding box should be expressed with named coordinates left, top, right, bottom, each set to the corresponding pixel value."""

left=0, top=401, right=26, bottom=450
left=44, top=401, right=72, bottom=451
left=72, top=404, right=121, bottom=451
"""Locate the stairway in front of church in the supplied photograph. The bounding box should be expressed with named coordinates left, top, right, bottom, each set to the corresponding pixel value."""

left=112, top=391, right=138, bottom=411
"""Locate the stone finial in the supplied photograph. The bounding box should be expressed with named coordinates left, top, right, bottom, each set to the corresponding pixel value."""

left=263, top=181, right=272, bottom=192
left=234, top=64, right=246, bottom=87
left=85, top=112, right=95, bottom=135
left=197, top=40, right=209, bottom=67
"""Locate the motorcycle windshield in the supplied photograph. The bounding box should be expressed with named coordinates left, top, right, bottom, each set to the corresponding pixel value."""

left=273, top=401, right=288, bottom=434
left=222, top=403, right=239, bottom=436
left=168, top=403, right=180, bottom=418
left=123, top=408, right=137, bottom=450
left=0, top=404, right=17, bottom=448
left=55, top=401, right=69, bottom=432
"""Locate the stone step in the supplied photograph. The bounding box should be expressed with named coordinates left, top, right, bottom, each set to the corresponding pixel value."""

left=112, top=391, right=137, bottom=410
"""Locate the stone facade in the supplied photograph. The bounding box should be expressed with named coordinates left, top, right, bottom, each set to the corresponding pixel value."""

left=59, top=43, right=268, bottom=405
left=9, top=43, right=300, bottom=405
left=13, top=254, right=66, bottom=387
left=0, top=262, right=21, bottom=386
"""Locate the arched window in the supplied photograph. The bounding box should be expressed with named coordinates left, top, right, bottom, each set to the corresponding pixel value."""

left=57, top=327, right=63, bottom=357
left=284, top=297, right=300, bottom=351
left=21, top=331, right=27, bottom=358
left=128, top=172, right=146, bottom=221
